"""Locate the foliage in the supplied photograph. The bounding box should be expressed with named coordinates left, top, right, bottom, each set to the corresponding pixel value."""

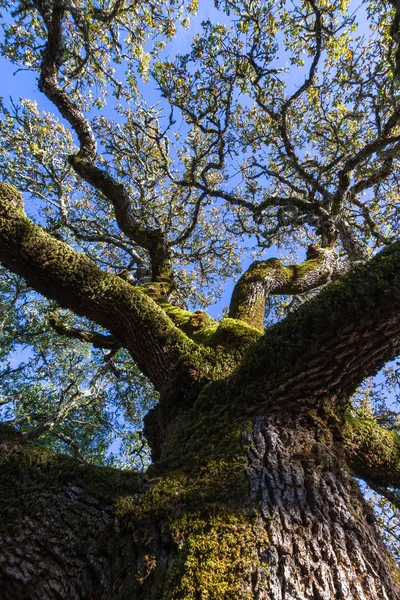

left=0, top=266, right=158, bottom=468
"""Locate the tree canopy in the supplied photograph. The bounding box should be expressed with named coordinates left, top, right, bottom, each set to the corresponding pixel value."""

left=0, top=0, right=400, bottom=568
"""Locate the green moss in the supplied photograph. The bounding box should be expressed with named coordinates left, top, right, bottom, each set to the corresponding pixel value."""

left=343, top=415, right=400, bottom=477
left=166, top=509, right=268, bottom=600
left=0, top=433, right=142, bottom=525
left=229, top=249, right=334, bottom=331
left=229, top=260, right=275, bottom=330
left=116, top=411, right=268, bottom=599
left=211, top=318, right=262, bottom=351
left=236, top=242, right=400, bottom=397
left=148, top=314, right=263, bottom=417
left=342, top=415, right=400, bottom=586
left=111, top=367, right=272, bottom=599
left=0, top=181, right=25, bottom=212
left=0, top=184, right=205, bottom=390
left=140, top=268, right=262, bottom=360
left=139, top=286, right=251, bottom=364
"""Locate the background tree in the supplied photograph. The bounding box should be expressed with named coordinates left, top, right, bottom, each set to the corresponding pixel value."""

left=0, top=0, right=400, bottom=597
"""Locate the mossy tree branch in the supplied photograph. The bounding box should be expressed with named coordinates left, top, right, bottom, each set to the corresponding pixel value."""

left=0, top=182, right=262, bottom=393
left=343, top=416, right=400, bottom=489
left=240, top=242, right=400, bottom=412
left=229, top=245, right=343, bottom=331
left=0, top=425, right=148, bottom=597
left=0, top=183, right=196, bottom=391
left=1, top=180, right=400, bottom=421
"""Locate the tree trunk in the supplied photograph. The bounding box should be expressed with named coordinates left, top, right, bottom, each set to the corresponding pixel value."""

left=246, top=415, right=399, bottom=600
left=0, top=401, right=399, bottom=600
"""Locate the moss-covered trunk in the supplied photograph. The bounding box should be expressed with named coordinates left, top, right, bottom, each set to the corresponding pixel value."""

left=1, top=402, right=399, bottom=599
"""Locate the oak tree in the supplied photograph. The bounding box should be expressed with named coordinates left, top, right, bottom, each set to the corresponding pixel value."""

left=0, top=0, right=400, bottom=597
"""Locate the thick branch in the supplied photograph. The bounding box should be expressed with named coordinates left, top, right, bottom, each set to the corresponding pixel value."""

left=141, top=286, right=261, bottom=363
left=0, top=183, right=193, bottom=391
left=241, top=241, right=400, bottom=413
left=229, top=246, right=342, bottom=331
left=343, top=416, right=400, bottom=489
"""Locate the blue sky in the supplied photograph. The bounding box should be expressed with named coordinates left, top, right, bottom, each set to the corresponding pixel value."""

left=0, top=4, right=260, bottom=320
left=0, top=1, right=383, bottom=322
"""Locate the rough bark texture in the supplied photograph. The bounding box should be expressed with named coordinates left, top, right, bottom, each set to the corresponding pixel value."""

left=0, top=484, right=116, bottom=599
left=1, top=411, right=399, bottom=600
left=247, top=415, right=399, bottom=600
left=0, top=429, right=144, bottom=599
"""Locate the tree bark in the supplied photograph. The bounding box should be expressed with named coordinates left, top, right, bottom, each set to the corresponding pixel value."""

left=246, top=415, right=399, bottom=600
left=0, top=428, right=142, bottom=599
left=1, top=406, right=399, bottom=600
left=229, top=246, right=342, bottom=331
